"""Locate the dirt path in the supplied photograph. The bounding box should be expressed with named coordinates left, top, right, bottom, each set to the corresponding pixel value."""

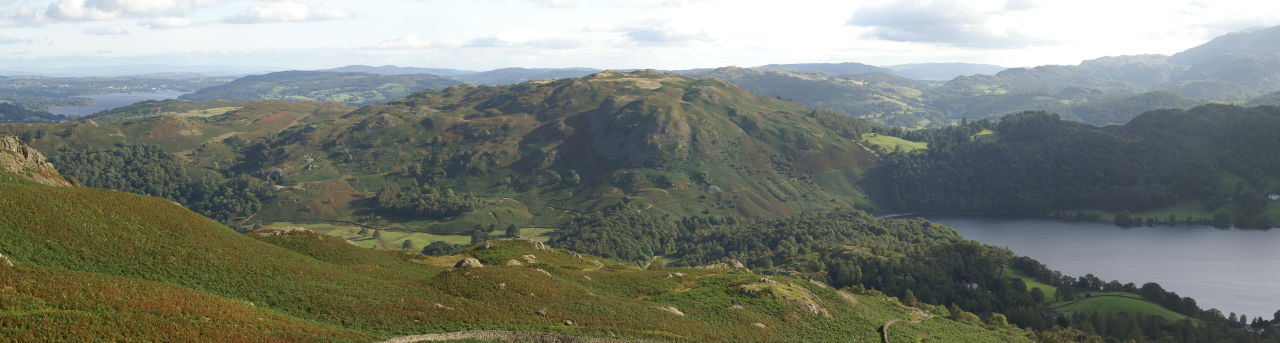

left=880, top=320, right=896, bottom=343
left=880, top=308, right=933, bottom=343
left=377, top=330, right=658, bottom=343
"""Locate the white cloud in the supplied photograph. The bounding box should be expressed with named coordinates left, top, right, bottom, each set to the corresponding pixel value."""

left=371, top=34, right=457, bottom=50
left=224, top=1, right=353, bottom=24
left=463, top=36, right=584, bottom=49
left=84, top=24, right=129, bottom=35
left=848, top=0, right=1054, bottom=49
left=46, top=0, right=223, bottom=21
left=143, top=15, right=197, bottom=28
left=0, top=35, right=32, bottom=44
left=615, top=20, right=713, bottom=47
left=0, top=5, right=44, bottom=26
left=532, top=0, right=572, bottom=8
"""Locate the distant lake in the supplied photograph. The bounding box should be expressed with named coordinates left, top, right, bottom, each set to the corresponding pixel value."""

left=920, top=215, right=1280, bottom=319
left=49, top=90, right=188, bottom=116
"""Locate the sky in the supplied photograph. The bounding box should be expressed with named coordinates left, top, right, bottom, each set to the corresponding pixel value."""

left=0, top=0, right=1278, bottom=75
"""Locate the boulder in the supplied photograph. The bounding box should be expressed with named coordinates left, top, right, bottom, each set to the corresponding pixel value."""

left=521, top=254, right=539, bottom=264
left=454, top=258, right=484, bottom=268
left=530, top=240, right=550, bottom=251
left=0, top=253, right=11, bottom=267
left=660, top=306, right=685, bottom=316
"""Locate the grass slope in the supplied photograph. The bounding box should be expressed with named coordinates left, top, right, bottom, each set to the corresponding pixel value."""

left=0, top=178, right=1028, bottom=342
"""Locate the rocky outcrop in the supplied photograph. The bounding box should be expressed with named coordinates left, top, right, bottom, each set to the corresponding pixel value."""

left=251, top=226, right=314, bottom=236
left=378, top=330, right=658, bottom=343
left=0, top=136, right=73, bottom=187
left=454, top=258, right=484, bottom=268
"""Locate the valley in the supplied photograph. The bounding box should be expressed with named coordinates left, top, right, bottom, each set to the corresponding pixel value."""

left=4, top=6, right=1280, bottom=341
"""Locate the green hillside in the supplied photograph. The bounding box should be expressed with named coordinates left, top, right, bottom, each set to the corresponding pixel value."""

left=0, top=173, right=1029, bottom=342
left=180, top=71, right=461, bottom=106
left=875, top=104, right=1280, bottom=227
left=11, top=70, right=877, bottom=234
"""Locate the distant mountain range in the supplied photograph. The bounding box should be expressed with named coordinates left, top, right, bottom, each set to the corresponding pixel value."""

left=178, top=71, right=461, bottom=106
left=15, top=25, right=1280, bottom=128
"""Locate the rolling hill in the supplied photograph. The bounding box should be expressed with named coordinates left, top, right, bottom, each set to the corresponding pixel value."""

left=217, top=70, right=884, bottom=231
left=885, top=63, right=1006, bottom=81
left=0, top=139, right=1031, bottom=342
left=0, top=70, right=883, bottom=236
left=180, top=71, right=461, bottom=106
left=873, top=104, right=1280, bottom=227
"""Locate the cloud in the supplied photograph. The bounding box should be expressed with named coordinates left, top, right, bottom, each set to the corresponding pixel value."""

left=1002, top=0, right=1036, bottom=11
left=463, top=36, right=584, bottom=49
left=143, top=15, right=197, bottom=28
left=0, top=35, right=32, bottom=44
left=848, top=0, right=1051, bottom=49
left=371, top=34, right=456, bottom=50
left=224, top=1, right=352, bottom=24
left=531, top=0, right=572, bottom=8
left=84, top=25, right=129, bottom=35
left=615, top=20, right=713, bottom=47
left=46, top=0, right=223, bottom=21
left=0, top=5, right=44, bottom=26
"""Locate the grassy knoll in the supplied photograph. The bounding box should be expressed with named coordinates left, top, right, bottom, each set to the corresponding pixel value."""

left=1005, top=267, right=1196, bottom=324
left=1054, top=294, right=1197, bottom=323
left=1003, top=268, right=1057, bottom=300
left=861, top=133, right=928, bottom=154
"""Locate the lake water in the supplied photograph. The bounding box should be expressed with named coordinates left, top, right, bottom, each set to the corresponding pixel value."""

left=920, top=215, right=1280, bottom=318
left=49, top=90, right=188, bottom=116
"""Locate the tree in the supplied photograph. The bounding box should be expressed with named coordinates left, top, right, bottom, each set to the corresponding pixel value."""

left=1030, top=288, right=1046, bottom=304
left=372, top=229, right=382, bottom=240
left=470, top=225, right=489, bottom=244
left=903, top=289, right=919, bottom=306
left=422, top=241, right=457, bottom=256
left=505, top=224, right=520, bottom=238
left=401, top=239, right=414, bottom=250
left=989, top=313, right=1009, bottom=328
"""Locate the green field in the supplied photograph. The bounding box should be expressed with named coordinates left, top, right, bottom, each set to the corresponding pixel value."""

left=1003, top=268, right=1057, bottom=300
left=861, top=133, right=928, bottom=154
left=1004, top=268, right=1198, bottom=324
left=1054, top=294, right=1197, bottom=323
left=264, top=221, right=554, bottom=250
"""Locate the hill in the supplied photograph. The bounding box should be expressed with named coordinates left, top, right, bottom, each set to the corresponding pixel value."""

left=755, top=62, right=890, bottom=76
left=706, top=26, right=1280, bottom=128
left=1170, top=26, right=1280, bottom=66
left=0, top=70, right=882, bottom=234
left=0, top=144, right=1031, bottom=341
left=0, top=135, right=72, bottom=186
left=324, top=65, right=477, bottom=77
left=180, top=71, right=461, bottom=106
left=0, top=102, right=68, bottom=123
left=885, top=63, right=1006, bottom=81
left=689, top=67, right=936, bottom=127
left=453, top=68, right=601, bottom=85
left=230, top=69, right=880, bottom=225
left=1247, top=90, right=1280, bottom=107
left=1053, top=91, right=1207, bottom=125
left=873, top=104, right=1280, bottom=227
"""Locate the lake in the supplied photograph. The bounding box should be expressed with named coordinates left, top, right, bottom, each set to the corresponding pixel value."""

left=921, top=215, right=1280, bottom=319
left=49, top=90, right=188, bottom=116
